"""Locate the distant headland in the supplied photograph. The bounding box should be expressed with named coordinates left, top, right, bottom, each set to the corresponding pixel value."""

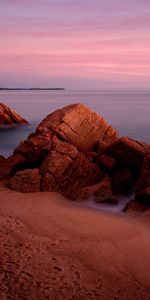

left=0, top=88, right=65, bottom=91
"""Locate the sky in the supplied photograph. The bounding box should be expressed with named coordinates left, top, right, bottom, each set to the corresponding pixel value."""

left=0, top=0, right=150, bottom=90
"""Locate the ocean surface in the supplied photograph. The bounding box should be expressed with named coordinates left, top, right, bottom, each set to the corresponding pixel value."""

left=0, top=90, right=150, bottom=157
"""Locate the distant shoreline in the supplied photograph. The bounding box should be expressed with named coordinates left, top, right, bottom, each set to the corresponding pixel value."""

left=0, top=88, right=65, bottom=91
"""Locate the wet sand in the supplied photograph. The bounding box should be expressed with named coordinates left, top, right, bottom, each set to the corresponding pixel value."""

left=0, top=184, right=150, bottom=300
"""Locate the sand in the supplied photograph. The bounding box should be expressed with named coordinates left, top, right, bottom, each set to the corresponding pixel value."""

left=0, top=184, right=150, bottom=300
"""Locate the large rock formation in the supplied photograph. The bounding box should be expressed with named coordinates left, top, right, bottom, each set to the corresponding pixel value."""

left=1, top=102, right=150, bottom=212
left=0, top=103, right=28, bottom=127
left=1, top=103, right=117, bottom=199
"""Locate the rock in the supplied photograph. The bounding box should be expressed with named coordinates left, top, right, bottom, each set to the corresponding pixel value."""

left=40, top=136, right=103, bottom=199
left=111, top=168, right=133, bottom=195
left=0, top=103, right=28, bottom=127
left=8, top=169, right=41, bottom=193
left=0, top=154, right=25, bottom=180
left=14, top=129, right=53, bottom=165
left=105, top=137, right=147, bottom=178
left=94, top=175, right=118, bottom=204
left=38, top=103, right=118, bottom=152
left=135, top=151, right=150, bottom=203
left=97, top=154, right=116, bottom=171
left=1, top=103, right=118, bottom=199
left=123, top=199, right=150, bottom=213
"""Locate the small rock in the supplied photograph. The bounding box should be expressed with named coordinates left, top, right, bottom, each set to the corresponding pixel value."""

left=95, top=175, right=118, bottom=204
left=7, top=169, right=41, bottom=192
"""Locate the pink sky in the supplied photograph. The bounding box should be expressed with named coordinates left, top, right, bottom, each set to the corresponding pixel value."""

left=0, top=0, right=150, bottom=90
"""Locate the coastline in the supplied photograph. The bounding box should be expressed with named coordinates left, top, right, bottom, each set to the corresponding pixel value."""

left=0, top=184, right=150, bottom=299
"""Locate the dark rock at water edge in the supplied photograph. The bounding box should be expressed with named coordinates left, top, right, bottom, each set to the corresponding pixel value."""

left=0, top=103, right=28, bottom=127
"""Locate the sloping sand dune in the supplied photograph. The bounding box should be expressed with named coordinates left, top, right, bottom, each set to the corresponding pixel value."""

left=0, top=184, right=150, bottom=300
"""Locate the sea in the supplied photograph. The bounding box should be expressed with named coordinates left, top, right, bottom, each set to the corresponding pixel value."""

left=0, top=90, right=149, bottom=212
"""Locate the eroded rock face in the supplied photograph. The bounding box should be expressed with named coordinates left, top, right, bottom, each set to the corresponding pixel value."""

left=8, top=169, right=41, bottom=193
left=105, top=137, right=147, bottom=179
left=135, top=151, right=150, bottom=203
left=38, top=103, right=118, bottom=152
left=0, top=103, right=28, bottom=127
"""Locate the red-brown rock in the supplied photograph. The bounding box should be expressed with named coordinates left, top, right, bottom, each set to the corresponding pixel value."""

left=105, top=137, right=147, bottom=178
left=8, top=169, right=41, bottom=193
left=14, top=129, right=52, bottom=165
left=40, top=136, right=103, bottom=199
left=2, top=103, right=118, bottom=199
left=94, top=175, right=117, bottom=204
left=97, top=154, right=116, bottom=171
left=0, top=154, right=25, bottom=180
left=0, top=103, right=28, bottom=127
left=38, top=103, right=118, bottom=152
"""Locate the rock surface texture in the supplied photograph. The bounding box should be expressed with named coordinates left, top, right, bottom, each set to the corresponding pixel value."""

left=0, top=102, right=28, bottom=127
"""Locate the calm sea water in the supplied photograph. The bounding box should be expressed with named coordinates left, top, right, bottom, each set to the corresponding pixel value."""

left=0, top=90, right=150, bottom=157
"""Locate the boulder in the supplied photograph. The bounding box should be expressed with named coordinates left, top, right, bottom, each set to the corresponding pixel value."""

left=14, top=128, right=52, bottom=165
left=0, top=154, right=25, bottom=180
left=8, top=169, right=41, bottom=193
left=78, top=175, right=117, bottom=203
left=111, top=168, right=133, bottom=195
left=38, top=103, right=118, bottom=152
left=0, top=103, right=28, bottom=127
left=105, top=137, right=147, bottom=178
left=135, top=151, right=150, bottom=203
left=94, top=175, right=118, bottom=204
left=40, top=136, right=103, bottom=199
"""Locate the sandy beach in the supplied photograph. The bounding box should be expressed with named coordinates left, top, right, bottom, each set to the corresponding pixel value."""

left=0, top=184, right=150, bottom=300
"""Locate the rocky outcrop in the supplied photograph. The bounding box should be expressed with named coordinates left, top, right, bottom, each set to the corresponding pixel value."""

left=1, top=102, right=150, bottom=212
left=0, top=103, right=28, bottom=127
left=1, top=103, right=116, bottom=199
